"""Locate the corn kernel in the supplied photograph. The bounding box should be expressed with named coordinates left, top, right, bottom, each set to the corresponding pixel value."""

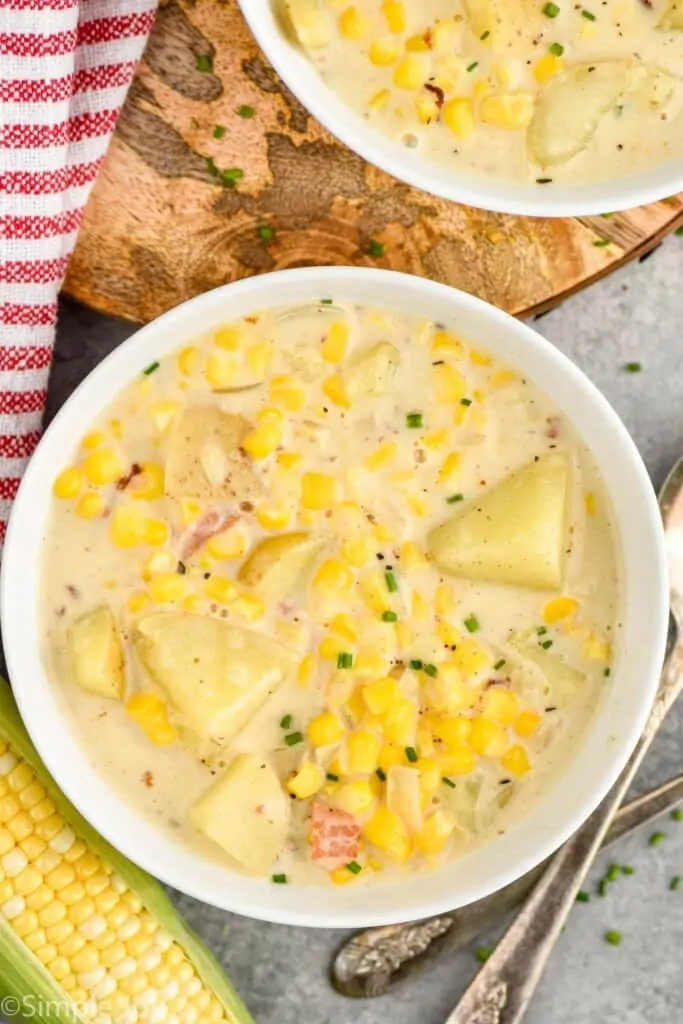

left=411, top=591, right=429, bottom=619
left=370, top=36, right=400, bottom=65
left=406, top=493, right=430, bottom=517
left=583, top=634, right=611, bottom=661
left=469, top=717, right=508, bottom=758
left=206, top=351, right=239, bottom=390
left=489, top=368, right=516, bottom=389
left=339, top=5, right=371, bottom=40
left=368, top=88, right=391, bottom=112
left=451, top=638, right=492, bottom=680
left=314, top=559, right=354, bottom=591
left=395, top=622, right=413, bottom=651
left=397, top=542, right=423, bottom=572
left=143, top=518, right=169, bottom=547
left=470, top=350, right=492, bottom=368
left=301, top=472, right=336, bottom=510
left=358, top=569, right=392, bottom=613
left=130, top=462, right=164, bottom=501
left=405, top=33, right=430, bottom=51
left=308, top=712, right=346, bottom=747
left=434, top=363, right=468, bottom=403
left=298, top=655, right=315, bottom=686
left=514, top=711, right=542, bottom=738
left=415, top=809, right=456, bottom=855
left=318, top=636, right=345, bottom=660
left=502, top=744, right=531, bottom=776
left=214, top=326, right=242, bottom=350
left=330, top=614, right=357, bottom=643
left=543, top=596, right=579, bottom=623
left=383, top=697, right=417, bottom=746
left=355, top=653, right=389, bottom=677
left=442, top=98, right=475, bottom=138
left=585, top=492, right=596, bottom=516
left=346, top=731, right=381, bottom=774
left=53, top=467, right=82, bottom=500
left=177, top=345, right=200, bottom=376
left=364, top=807, right=410, bottom=862
left=432, top=330, right=466, bottom=359
left=432, top=19, right=460, bottom=51
left=322, top=374, right=351, bottom=409
left=276, top=452, right=302, bottom=471
left=256, top=505, right=290, bottom=531
left=81, top=431, right=105, bottom=451
left=287, top=762, right=325, bottom=799
left=415, top=95, right=438, bottom=123
left=533, top=54, right=564, bottom=83
left=373, top=522, right=395, bottom=543
left=482, top=688, right=519, bottom=726
left=416, top=758, right=441, bottom=794
left=246, top=341, right=272, bottom=378
left=438, top=452, right=461, bottom=484
left=148, top=399, right=181, bottom=433
left=330, top=866, right=360, bottom=885
left=433, top=715, right=473, bottom=746
left=439, top=745, right=476, bottom=775
left=83, top=448, right=124, bottom=487
left=394, top=54, right=430, bottom=89
left=321, top=321, right=350, bottom=364
left=382, top=0, right=406, bottom=32
left=150, top=573, right=188, bottom=604
left=269, top=376, right=306, bottom=411
left=435, top=583, right=456, bottom=617
left=243, top=422, right=281, bottom=460
left=231, top=594, right=266, bottom=622
left=340, top=538, right=373, bottom=569
left=111, top=504, right=146, bottom=547
left=364, top=442, right=397, bottom=471
left=422, top=429, right=449, bottom=451
left=336, top=780, right=376, bottom=815
left=126, top=694, right=178, bottom=747
left=480, top=93, right=535, bottom=130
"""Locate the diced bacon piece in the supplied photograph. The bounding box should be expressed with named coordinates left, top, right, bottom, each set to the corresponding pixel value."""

left=180, top=511, right=239, bottom=559
left=309, top=801, right=361, bottom=868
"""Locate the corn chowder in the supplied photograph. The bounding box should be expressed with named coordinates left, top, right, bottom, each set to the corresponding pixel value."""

left=43, top=301, right=620, bottom=887
left=282, top=0, right=683, bottom=185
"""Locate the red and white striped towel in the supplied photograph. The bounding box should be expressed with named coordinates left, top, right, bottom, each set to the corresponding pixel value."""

left=0, top=0, right=156, bottom=545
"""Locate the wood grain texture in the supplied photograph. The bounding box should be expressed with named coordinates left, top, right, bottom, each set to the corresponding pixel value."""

left=64, top=0, right=683, bottom=324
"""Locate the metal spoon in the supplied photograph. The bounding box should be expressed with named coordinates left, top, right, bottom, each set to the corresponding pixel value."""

left=437, top=457, right=682, bottom=1024
left=333, top=456, right=683, bottom=1005
left=332, top=774, right=683, bottom=997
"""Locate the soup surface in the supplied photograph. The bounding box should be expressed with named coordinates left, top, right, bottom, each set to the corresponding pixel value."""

left=43, top=300, right=620, bottom=886
left=282, top=0, right=683, bottom=185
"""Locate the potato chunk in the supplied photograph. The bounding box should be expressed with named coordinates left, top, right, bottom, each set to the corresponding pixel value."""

left=386, top=766, right=423, bottom=834
left=190, top=754, right=289, bottom=874
left=237, top=532, right=328, bottom=602
left=427, top=454, right=570, bottom=590
left=165, top=407, right=261, bottom=502
left=134, top=613, right=294, bottom=744
left=659, top=2, right=683, bottom=29
left=68, top=605, right=125, bottom=701
left=465, top=0, right=540, bottom=54
left=528, top=62, right=643, bottom=166
left=344, top=342, right=400, bottom=398
left=277, top=0, right=333, bottom=49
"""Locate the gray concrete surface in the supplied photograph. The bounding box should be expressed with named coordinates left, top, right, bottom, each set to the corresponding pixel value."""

left=47, top=243, right=683, bottom=1023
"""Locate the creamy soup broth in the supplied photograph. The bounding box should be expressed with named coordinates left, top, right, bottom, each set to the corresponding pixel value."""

left=282, top=0, right=683, bottom=185
left=43, top=301, right=620, bottom=886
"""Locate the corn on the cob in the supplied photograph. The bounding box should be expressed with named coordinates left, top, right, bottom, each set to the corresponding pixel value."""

left=0, top=678, right=252, bottom=1024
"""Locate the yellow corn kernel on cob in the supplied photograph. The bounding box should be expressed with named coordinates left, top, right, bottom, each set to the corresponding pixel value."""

left=0, top=680, right=252, bottom=1024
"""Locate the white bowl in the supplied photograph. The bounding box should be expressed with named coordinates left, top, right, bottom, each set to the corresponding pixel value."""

left=2, top=268, right=668, bottom=927
left=238, top=0, right=683, bottom=217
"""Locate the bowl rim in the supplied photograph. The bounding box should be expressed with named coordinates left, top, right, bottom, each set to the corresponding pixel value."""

left=237, top=0, right=683, bottom=218
left=1, top=267, right=668, bottom=927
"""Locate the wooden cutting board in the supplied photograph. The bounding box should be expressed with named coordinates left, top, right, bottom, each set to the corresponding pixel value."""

left=64, top=0, right=683, bottom=324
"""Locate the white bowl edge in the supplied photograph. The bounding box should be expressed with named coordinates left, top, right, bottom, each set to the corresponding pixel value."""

left=1, top=267, right=668, bottom=927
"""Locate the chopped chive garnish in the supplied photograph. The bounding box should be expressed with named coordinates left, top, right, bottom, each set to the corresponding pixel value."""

left=223, top=167, right=244, bottom=183
left=406, top=412, right=423, bottom=429
left=143, top=361, right=160, bottom=376
left=271, top=873, right=288, bottom=883
left=581, top=8, right=596, bottom=18
left=605, top=864, right=621, bottom=883
left=423, top=663, right=438, bottom=677
left=543, top=1, right=560, bottom=15
left=385, top=571, right=398, bottom=593
left=460, top=397, right=473, bottom=406
left=346, top=860, right=362, bottom=875
left=649, top=831, right=666, bottom=846
left=494, top=659, right=506, bottom=671
left=196, top=54, right=213, bottom=73
left=576, top=891, right=590, bottom=903
left=604, top=930, right=621, bottom=946
left=442, top=776, right=456, bottom=789
left=464, top=615, right=480, bottom=633
left=670, top=875, right=682, bottom=891
left=537, top=626, right=548, bottom=636
left=447, top=493, right=464, bottom=504
left=326, top=772, right=339, bottom=782
left=320, top=298, right=334, bottom=304
left=592, top=239, right=610, bottom=248
left=475, top=946, right=492, bottom=964
left=409, top=659, right=423, bottom=671
left=213, top=125, right=226, bottom=139
left=676, top=226, right=683, bottom=236
left=337, top=652, right=354, bottom=669
left=467, top=62, right=479, bottom=73
left=604, top=668, right=611, bottom=677
left=480, top=30, right=490, bottom=39
left=598, top=879, right=609, bottom=897
left=284, top=731, right=303, bottom=747
left=382, top=610, right=398, bottom=622
left=549, top=42, right=564, bottom=55
left=279, top=714, right=293, bottom=729
left=405, top=746, right=418, bottom=763
left=540, top=639, right=553, bottom=650
left=237, top=104, right=255, bottom=118
left=672, top=809, right=683, bottom=822
left=376, top=768, right=387, bottom=782
left=621, top=865, right=635, bottom=875
left=368, top=239, right=385, bottom=258
left=257, top=224, right=275, bottom=241
left=624, top=362, right=641, bottom=373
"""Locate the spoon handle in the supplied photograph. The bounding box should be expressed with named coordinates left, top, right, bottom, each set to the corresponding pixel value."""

left=444, top=643, right=682, bottom=1024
